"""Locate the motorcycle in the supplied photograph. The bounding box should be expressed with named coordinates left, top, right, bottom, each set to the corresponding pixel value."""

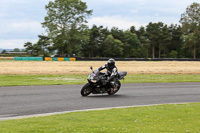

left=80, top=66, right=127, bottom=96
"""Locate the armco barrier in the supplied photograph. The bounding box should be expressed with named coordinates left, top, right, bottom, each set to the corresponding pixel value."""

left=44, top=57, right=76, bottom=61
left=52, top=57, right=58, bottom=61
left=64, top=58, right=70, bottom=61
left=70, top=58, right=76, bottom=61
left=14, top=57, right=200, bottom=61
left=76, top=57, right=200, bottom=61
left=14, top=57, right=22, bottom=60
left=14, top=57, right=76, bottom=61
left=14, top=57, right=43, bottom=61
left=44, top=57, right=52, bottom=61
left=58, top=57, right=64, bottom=61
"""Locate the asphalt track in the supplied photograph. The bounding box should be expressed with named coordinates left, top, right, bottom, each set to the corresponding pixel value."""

left=0, top=83, right=200, bottom=120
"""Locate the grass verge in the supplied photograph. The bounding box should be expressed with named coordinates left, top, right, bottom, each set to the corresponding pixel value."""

left=0, top=74, right=200, bottom=86
left=0, top=75, right=86, bottom=86
left=0, top=103, right=200, bottom=132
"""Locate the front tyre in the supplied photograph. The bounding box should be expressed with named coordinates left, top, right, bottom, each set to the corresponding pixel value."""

left=107, top=80, right=121, bottom=95
left=81, top=83, right=92, bottom=96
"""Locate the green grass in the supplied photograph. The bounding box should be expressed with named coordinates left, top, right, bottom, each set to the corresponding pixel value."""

left=0, top=103, right=200, bottom=132
left=0, top=74, right=200, bottom=86
left=0, top=75, right=87, bottom=86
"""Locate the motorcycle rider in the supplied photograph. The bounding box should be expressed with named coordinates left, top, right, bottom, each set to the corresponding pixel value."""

left=98, top=58, right=118, bottom=93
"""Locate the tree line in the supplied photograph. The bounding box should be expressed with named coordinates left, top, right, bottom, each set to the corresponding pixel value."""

left=22, top=0, right=200, bottom=59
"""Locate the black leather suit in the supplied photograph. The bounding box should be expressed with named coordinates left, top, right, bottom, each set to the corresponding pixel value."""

left=98, top=64, right=118, bottom=82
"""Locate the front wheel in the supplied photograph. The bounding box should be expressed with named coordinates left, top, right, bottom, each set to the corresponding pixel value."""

left=81, top=83, right=92, bottom=96
left=107, top=80, right=121, bottom=95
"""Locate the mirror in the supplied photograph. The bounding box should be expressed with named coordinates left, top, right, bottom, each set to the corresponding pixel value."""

left=90, top=66, right=93, bottom=70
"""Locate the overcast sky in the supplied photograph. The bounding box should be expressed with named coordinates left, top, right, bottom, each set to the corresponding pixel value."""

left=0, top=0, right=199, bottom=49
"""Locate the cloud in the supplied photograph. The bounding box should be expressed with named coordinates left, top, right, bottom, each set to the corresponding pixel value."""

left=0, top=20, right=45, bottom=40
left=86, top=0, right=200, bottom=29
left=130, top=10, right=138, bottom=13
left=0, top=0, right=47, bottom=49
left=0, top=0, right=27, bottom=4
left=4, top=20, right=44, bottom=34
left=97, top=0, right=146, bottom=4
left=88, top=15, right=147, bottom=30
left=0, top=39, right=38, bottom=49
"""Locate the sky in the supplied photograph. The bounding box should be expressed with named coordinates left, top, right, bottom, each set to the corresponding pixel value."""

left=0, top=0, right=199, bottom=49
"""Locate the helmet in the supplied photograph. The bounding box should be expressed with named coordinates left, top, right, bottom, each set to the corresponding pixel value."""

left=107, top=58, right=115, bottom=69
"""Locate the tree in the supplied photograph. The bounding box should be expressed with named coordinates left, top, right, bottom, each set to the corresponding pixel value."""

left=82, top=25, right=110, bottom=57
left=169, top=50, right=178, bottom=58
left=98, top=27, right=110, bottom=57
left=180, top=2, right=200, bottom=58
left=110, top=27, right=124, bottom=41
left=130, top=26, right=137, bottom=34
left=135, top=26, right=150, bottom=58
left=158, top=24, right=171, bottom=58
left=37, top=35, right=51, bottom=56
left=24, top=42, right=42, bottom=56
left=13, top=48, right=20, bottom=52
left=1, top=50, right=6, bottom=54
left=122, top=31, right=141, bottom=58
left=103, top=35, right=124, bottom=57
left=80, top=25, right=110, bottom=57
left=42, top=0, right=92, bottom=56
left=146, top=22, right=168, bottom=58
left=32, top=44, right=41, bottom=56
left=168, top=24, right=183, bottom=58
left=82, top=25, right=100, bottom=57
left=24, top=42, right=33, bottom=55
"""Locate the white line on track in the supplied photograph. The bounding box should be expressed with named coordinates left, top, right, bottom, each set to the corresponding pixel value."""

left=0, top=102, right=193, bottom=121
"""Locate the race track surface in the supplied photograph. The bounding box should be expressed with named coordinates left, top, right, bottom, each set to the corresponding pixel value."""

left=0, top=83, right=200, bottom=119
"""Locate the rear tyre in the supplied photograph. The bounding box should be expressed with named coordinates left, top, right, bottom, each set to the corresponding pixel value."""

left=81, top=83, right=92, bottom=96
left=107, top=80, right=121, bottom=95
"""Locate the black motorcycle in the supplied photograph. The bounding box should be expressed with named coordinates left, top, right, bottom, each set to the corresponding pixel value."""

left=80, top=66, right=127, bottom=96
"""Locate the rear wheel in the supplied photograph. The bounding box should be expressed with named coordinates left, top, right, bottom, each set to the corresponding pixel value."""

left=81, top=83, right=92, bottom=96
left=107, top=80, right=121, bottom=95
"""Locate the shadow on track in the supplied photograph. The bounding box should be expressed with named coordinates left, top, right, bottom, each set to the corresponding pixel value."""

left=84, top=94, right=128, bottom=98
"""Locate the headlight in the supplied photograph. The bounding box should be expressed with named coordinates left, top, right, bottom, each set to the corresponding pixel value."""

left=90, top=80, right=97, bottom=83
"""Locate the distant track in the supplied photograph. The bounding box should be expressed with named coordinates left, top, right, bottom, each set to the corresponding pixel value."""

left=0, top=83, right=200, bottom=120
